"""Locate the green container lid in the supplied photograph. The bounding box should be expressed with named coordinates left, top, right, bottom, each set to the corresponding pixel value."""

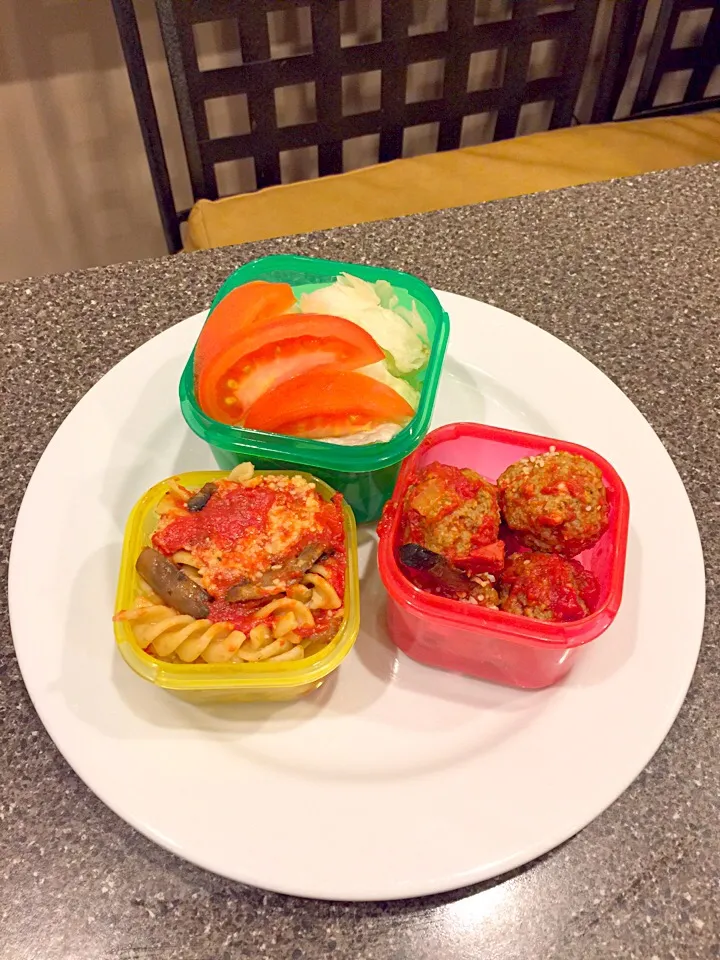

left=179, top=254, right=449, bottom=521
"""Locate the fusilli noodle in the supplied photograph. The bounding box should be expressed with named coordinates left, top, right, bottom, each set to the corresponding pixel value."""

left=116, top=599, right=247, bottom=662
left=116, top=463, right=346, bottom=666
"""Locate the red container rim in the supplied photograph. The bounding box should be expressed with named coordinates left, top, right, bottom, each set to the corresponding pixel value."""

left=377, top=421, right=630, bottom=651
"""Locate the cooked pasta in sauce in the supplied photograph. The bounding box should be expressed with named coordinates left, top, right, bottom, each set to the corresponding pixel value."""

left=114, top=464, right=347, bottom=664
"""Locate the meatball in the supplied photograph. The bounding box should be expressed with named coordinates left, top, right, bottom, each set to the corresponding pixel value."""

left=401, top=461, right=504, bottom=574
left=497, top=450, right=609, bottom=557
left=470, top=576, right=500, bottom=609
left=498, top=552, right=599, bottom=622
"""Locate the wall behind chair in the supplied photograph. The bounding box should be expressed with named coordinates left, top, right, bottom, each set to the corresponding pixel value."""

left=0, top=0, right=191, bottom=281
left=0, top=0, right=703, bottom=282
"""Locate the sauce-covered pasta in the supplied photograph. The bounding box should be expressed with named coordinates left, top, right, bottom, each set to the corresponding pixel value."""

left=114, top=463, right=347, bottom=664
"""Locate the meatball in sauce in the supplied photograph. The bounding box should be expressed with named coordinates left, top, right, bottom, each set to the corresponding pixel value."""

left=497, top=450, right=609, bottom=558
left=401, top=462, right=505, bottom=575
left=498, top=552, right=599, bottom=623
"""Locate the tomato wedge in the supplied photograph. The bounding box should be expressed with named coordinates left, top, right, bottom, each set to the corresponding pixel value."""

left=194, top=280, right=296, bottom=381
left=196, top=315, right=385, bottom=424
left=243, top=369, right=415, bottom=437
left=453, top=540, right=506, bottom=576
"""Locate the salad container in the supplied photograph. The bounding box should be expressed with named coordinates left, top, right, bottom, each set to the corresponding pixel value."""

left=114, top=469, right=360, bottom=703
left=377, top=423, right=630, bottom=689
left=179, top=254, right=450, bottom=524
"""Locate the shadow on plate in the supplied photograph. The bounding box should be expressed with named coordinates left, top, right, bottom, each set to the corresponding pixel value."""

left=436, top=356, right=556, bottom=437
left=172, top=427, right=216, bottom=474
left=56, top=538, right=546, bottom=782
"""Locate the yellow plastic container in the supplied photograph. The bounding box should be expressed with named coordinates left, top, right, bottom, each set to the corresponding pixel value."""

left=113, top=469, right=360, bottom=703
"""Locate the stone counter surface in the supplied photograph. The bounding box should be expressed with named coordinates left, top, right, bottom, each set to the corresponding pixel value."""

left=1, top=165, right=718, bottom=960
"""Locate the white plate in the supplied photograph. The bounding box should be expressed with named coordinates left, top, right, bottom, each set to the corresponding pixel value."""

left=9, top=291, right=705, bottom=901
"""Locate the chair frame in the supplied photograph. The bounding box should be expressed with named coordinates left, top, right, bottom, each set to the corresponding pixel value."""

left=111, top=0, right=647, bottom=253
left=630, top=0, right=720, bottom=119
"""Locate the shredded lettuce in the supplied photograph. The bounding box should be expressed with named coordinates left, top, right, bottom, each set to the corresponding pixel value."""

left=299, top=273, right=429, bottom=375
left=358, top=361, right=420, bottom=411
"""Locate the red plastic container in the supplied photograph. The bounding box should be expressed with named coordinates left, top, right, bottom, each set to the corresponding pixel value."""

left=377, top=422, right=630, bottom=689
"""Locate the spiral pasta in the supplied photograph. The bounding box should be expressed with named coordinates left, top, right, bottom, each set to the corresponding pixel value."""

left=116, top=597, right=316, bottom=663
left=119, top=566, right=343, bottom=664
left=115, top=463, right=347, bottom=667
left=303, top=572, right=342, bottom=611
left=227, top=461, right=254, bottom=483
left=116, top=598, right=246, bottom=662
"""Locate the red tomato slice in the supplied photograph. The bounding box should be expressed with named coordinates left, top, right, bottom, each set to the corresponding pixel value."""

left=453, top=540, right=506, bottom=576
left=194, top=281, right=296, bottom=380
left=243, top=369, right=415, bottom=437
left=196, top=315, right=385, bottom=424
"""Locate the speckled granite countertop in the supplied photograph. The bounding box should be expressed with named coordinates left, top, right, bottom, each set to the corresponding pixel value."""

left=1, top=164, right=718, bottom=960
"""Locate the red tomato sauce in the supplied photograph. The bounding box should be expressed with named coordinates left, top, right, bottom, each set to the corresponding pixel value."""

left=434, top=462, right=484, bottom=501
left=317, top=550, right=346, bottom=595
left=152, top=484, right=277, bottom=556
left=205, top=599, right=265, bottom=632
left=150, top=477, right=347, bottom=634
left=314, top=493, right=346, bottom=553
left=505, top=554, right=599, bottom=622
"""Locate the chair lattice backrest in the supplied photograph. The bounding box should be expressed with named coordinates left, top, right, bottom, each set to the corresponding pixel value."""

left=112, top=0, right=640, bottom=251
left=630, top=0, right=720, bottom=117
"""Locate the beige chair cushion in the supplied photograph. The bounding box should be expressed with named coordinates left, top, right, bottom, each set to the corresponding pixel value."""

left=185, top=113, right=720, bottom=251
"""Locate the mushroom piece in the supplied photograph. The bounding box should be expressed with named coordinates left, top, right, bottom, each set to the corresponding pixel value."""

left=225, top=542, right=328, bottom=602
left=186, top=482, right=217, bottom=512
left=398, top=543, right=477, bottom=598
left=136, top=547, right=211, bottom=618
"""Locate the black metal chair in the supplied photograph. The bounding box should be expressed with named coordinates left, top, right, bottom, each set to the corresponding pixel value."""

left=626, top=0, right=720, bottom=119
left=109, top=0, right=679, bottom=255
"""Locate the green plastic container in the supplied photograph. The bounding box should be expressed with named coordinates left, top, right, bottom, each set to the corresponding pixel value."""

left=179, top=254, right=449, bottom=523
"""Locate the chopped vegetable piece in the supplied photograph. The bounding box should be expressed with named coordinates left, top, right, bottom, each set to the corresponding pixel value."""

left=398, top=544, right=475, bottom=595
left=186, top=482, right=217, bottom=512
left=358, top=360, right=420, bottom=410
left=299, top=273, right=429, bottom=375
left=453, top=539, right=506, bottom=576
left=194, top=281, right=295, bottom=377
left=135, top=547, right=211, bottom=618
left=398, top=543, right=499, bottom=606
left=242, top=369, right=415, bottom=437
left=196, top=314, right=384, bottom=425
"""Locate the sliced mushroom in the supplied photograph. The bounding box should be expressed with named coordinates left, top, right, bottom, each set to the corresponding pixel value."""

left=225, top=542, right=328, bottom=602
left=398, top=543, right=476, bottom=598
left=136, top=547, right=211, bottom=618
left=186, top=482, right=217, bottom=512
